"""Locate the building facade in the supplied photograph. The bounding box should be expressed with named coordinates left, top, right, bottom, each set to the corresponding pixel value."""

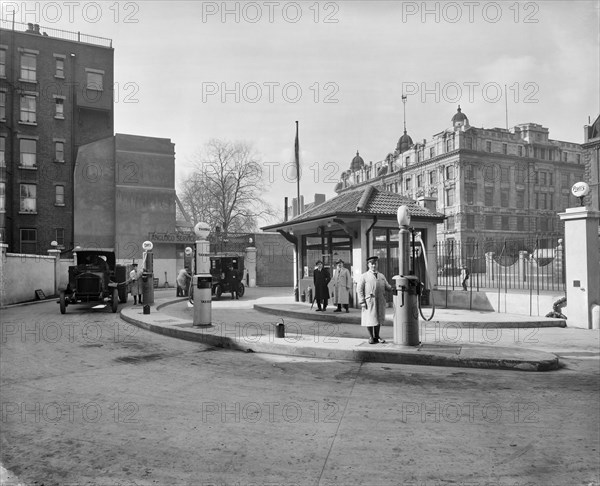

left=0, top=20, right=114, bottom=253
left=335, top=107, right=585, bottom=249
left=582, top=114, right=600, bottom=212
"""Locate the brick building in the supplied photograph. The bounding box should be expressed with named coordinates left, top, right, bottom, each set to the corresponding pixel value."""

left=0, top=20, right=114, bottom=253
left=335, top=106, right=585, bottom=248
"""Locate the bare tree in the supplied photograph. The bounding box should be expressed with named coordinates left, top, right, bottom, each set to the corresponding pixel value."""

left=179, top=139, right=276, bottom=233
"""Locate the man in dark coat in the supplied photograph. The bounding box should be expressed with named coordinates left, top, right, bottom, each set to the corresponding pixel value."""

left=313, top=260, right=331, bottom=311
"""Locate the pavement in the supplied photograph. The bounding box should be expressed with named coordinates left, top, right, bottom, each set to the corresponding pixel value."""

left=117, top=286, right=600, bottom=373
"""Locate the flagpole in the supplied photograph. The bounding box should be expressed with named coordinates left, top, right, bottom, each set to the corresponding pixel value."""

left=295, top=120, right=300, bottom=214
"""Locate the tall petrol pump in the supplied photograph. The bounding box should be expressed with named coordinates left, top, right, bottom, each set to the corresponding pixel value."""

left=193, top=222, right=212, bottom=327
left=393, top=206, right=421, bottom=345
left=141, top=240, right=154, bottom=306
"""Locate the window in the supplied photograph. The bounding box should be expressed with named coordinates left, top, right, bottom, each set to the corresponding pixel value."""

left=500, top=167, right=509, bottom=183
left=416, top=174, right=423, bottom=187
left=485, top=215, right=494, bottom=229
left=502, top=143, right=507, bottom=155
left=465, top=137, right=473, bottom=150
left=501, top=189, right=509, bottom=207
left=540, top=218, right=548, bottom=232
left=0, top=91, right=5, bottom=120
left=405, top=156, right=410, bottom=165
left=20, top=53, right=36, bottom=82
left=55, top=228, right=65, bottom=246
left=517, top=217, right=525, bottom=231
left=20, top=184, right=36, bottom=212
left=537, top=171, right=546, bottom=186
left=405, top=177, right=411, bottom=191
left=19, top=139, right=37, bottom=167
left=576, top=154, right=581, bottom=164
left=563, top=152, right=568, bottom=162
left=20, top=94, right=36, bottom=123
left=0, top=49, right=5, bottom=77
left=55, top=141, right=65, bottom=162
left=485, top=187, right=494, bottom=206
left=548, top=150, right=553, bottom=161
left=446, top=216, right=455, bottom=231
left=429, top=147, right=435, bottom=158
left=0, top=182, right=4, bottom=211
left=55, top=97, right=64, bottom=118
left=501, top=216, right=509, bottom=230
left=486, top=141, right=492, bottom=152
left=466, top=214, right=475, bottom=229
left=0, top=137, right=5, bottom=167
left=540, top=148, right=545, bottom=160
left=516, top=190, right=525, bottom=209
left=561, top=174, right=569, bottom=188
left=86, top=71, right=103, bottom=90
left=429, top=170, right=437, bottom=185
left=518, top=146, right=523, bottom=157
left=55, top=58, right=64, bottom=77
left=465, top=164, right=475, bottom=180
left=446, top=138, right=454, bottom=152
left=446, top=187, right=455, bottom=206
left=484, top=165, right=495, bottom=182
left=536, top=193, right=546, bottom=210
left=465, top=185, right=475, bottom=205
left=445, top=166, right=454, bottom=181
left=20, top=228, right=37, bottom=253
left=55, top=185, right=65, bottom=205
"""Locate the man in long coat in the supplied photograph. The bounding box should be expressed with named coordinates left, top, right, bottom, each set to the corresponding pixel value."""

left=312, top=260, right=330, bottom=311
left=357, top=255, right=392, bottom=344
left=129, top=263, right=143, bottom=305
left=331, top=259, right=352, bottom=313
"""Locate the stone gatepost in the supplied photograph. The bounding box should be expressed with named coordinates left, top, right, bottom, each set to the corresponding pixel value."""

left=48, top=247, right=61, bottom=297
left=245, top=247, right=257, bottom=287
left=558, top=207, right=600, bottom=329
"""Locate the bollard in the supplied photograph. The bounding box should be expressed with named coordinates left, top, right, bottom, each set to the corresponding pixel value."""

left=143, top=305, right=150, bottom=315
left=193, top=274, right=212, bottom=326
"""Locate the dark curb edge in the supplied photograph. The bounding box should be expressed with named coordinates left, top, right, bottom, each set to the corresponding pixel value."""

left=120, top=305, right=560, bottom=372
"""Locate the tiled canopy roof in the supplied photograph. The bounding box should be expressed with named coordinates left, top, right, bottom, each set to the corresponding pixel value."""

left=262, top=186, right=444, bottom=231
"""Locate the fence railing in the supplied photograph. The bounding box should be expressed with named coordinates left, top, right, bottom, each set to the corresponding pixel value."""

left=435, top=235, right=565, bottom=292
left=1, top=19, right=112, bottom=48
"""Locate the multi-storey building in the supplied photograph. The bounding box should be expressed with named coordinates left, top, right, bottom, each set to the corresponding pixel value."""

left=0, top=20, right=114, bottom=253
left=335, top=106, right=585, bottom=248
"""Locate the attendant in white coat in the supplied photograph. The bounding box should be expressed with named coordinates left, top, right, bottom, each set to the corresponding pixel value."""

left=331, top=259, right=352, bottom=313
left=356, top=256, right=392, bottom=344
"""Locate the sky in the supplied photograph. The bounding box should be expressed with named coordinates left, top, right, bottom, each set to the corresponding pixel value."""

left=3, top=0, right=599, bottom=226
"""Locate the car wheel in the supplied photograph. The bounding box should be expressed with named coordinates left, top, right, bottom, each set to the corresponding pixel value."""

left=118, top=285, right=128, bottom=304
left=237, top=283, right=245, bottom=298
left=111, top=288, right=119, bottom=313
left=59, top=291, right=66, bottom=314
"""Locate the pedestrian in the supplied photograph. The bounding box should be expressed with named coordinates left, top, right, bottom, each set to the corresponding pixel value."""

left=331, top=259, right=352, bottom=313
left=461, top=265, right=470, bottom=291
left=357, top=255, right=392, bottom=344
left=129, top=262, right=143, bottom=305
left=313, top=260, right=330, bottom=311
left=226, top=265, right=239, bottom=300
left=176, top=267, right=192, bottom=297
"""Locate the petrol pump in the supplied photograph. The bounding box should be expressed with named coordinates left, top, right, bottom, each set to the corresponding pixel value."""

left=392, top=206, right=435, bottom=345
left=193, top=222, right=212, bottom=327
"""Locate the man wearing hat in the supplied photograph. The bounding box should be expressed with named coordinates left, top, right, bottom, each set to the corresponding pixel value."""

left=312, top=260, right=330, bottom=311
left=357, top=255, right=392, bottom=344
left=331, top=259, right=352, bottom=313
left=129, top=262, right=143, bottom=305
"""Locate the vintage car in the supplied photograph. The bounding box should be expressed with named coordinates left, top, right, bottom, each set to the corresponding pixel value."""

left=188, top=254, right=245, bottom=302
left=58, top=248, right=130, bottom=314
left=210, top=255, right=245, bottom=299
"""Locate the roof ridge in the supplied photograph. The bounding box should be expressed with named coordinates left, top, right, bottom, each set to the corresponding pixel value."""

left=356, top=186, right=375, bottom=212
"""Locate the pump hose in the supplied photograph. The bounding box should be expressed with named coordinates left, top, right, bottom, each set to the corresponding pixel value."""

left=417, top=237, right=435, bottom=321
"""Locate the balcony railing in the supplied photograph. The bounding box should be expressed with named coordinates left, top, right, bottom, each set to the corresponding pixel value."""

left=0, top=19, right=112, bottom=48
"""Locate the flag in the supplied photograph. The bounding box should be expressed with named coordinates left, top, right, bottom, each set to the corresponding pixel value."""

left=294, top=120, right=300, bottom=181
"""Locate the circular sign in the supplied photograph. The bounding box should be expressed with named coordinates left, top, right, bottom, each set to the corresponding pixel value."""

left=184, top=246, right=193, bottom=256
left=194, top=222, right=211, bottom=239
left=142, top=240, right=154, bottom=251
left=571, top=181, right=590, bottom=198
